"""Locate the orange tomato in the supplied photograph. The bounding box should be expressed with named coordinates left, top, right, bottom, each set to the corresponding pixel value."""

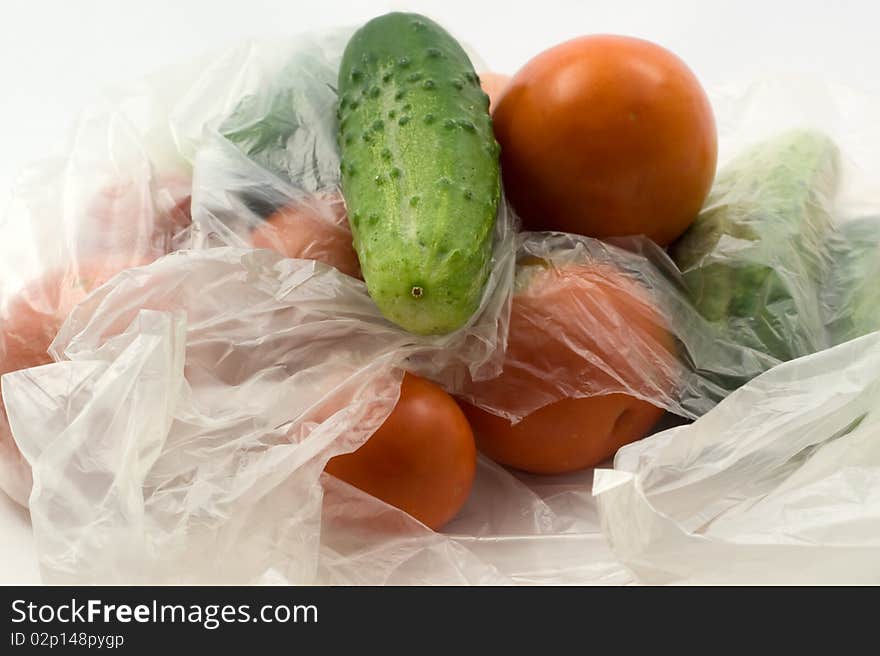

left=325, top=373, right=476, bottom=530
left=459, top=260, right=676, bottom=474
left=0, top=257, right=152, bottom=505
left=493, top=35, right=717, bottom=246
left=480, top=72, right=511, bottom=112
left=251, top=191, right=362, bottom=279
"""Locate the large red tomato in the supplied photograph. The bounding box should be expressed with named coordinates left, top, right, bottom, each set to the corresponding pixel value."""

left=325, top=373, right=476, bottom=530
left=493, top=35, right=717, bottom=246
left=459, top=259, right=677, bottom=474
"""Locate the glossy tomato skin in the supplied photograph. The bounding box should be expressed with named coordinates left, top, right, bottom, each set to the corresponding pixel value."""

left=463, top=394, right=663, bottom=474
left=458, top=260, right=676, bottom=474
left=251, top=191, right=362, bottom=279
left=493, top=35, right=717, bottom=246
left=325, top=373, right=476, bottom=530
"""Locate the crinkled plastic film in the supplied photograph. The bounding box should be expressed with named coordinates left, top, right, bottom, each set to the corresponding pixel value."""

left=670, top=129, right=840, bottom=368
left=595, top=332, right=880, bottom=584
left=457, top=231, right=782, bottom=421
left=823, top=215, right=880, bottom=345
left=2, top=27, right=880, bottom=584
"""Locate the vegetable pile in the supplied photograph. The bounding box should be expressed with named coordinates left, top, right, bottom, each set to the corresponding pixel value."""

left=1, top=11, right=877, bottom=579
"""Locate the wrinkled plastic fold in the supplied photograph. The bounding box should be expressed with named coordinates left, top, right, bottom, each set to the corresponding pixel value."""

left=595, top=332, right=880, bottom=584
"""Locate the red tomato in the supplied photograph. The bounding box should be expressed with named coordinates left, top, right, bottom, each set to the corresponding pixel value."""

left=325, top=373, right=476, bottom=530
left=459, top=260, right=677, bottom=474
left=480, top=72, right=511, bottom=112
left=493, top=35, right=717, bottom=246
left=0, top=257, right=152, bottom=505
left=251, top=191, right=362, bottom=279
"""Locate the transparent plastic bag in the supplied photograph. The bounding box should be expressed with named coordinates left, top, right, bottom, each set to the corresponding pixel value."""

left=670, top=129, right=840, bottom=364
left=5, top=250, right=407, bottom=583
left=0, top=91, right=193, bottom=506
left=2, top=25, right=880, bottom=584
left=823, top=214, right=880, bottom=345
left=3, top=247, right=624, bottom=583
left=457, top=231, right=783, bottom=424
left=594, top=331, right=880, bottom=584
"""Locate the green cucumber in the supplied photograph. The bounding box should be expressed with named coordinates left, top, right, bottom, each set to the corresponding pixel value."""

left=337, top=12, right=500, bottom=335
left=670, top=129, right=841, bottom=362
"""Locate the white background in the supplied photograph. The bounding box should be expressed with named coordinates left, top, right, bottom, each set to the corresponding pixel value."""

left=2, top=0, right=878, bottom=201
left=0, top=0, right=877, bottom=583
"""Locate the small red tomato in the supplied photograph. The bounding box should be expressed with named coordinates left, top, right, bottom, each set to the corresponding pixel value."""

left=325, top=373, right=476, bottom=530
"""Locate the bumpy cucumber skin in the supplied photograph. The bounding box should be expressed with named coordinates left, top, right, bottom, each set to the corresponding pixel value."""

left=337, top=12, right=500, bottom=335
left=671, top=129, right=840, bottom=361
